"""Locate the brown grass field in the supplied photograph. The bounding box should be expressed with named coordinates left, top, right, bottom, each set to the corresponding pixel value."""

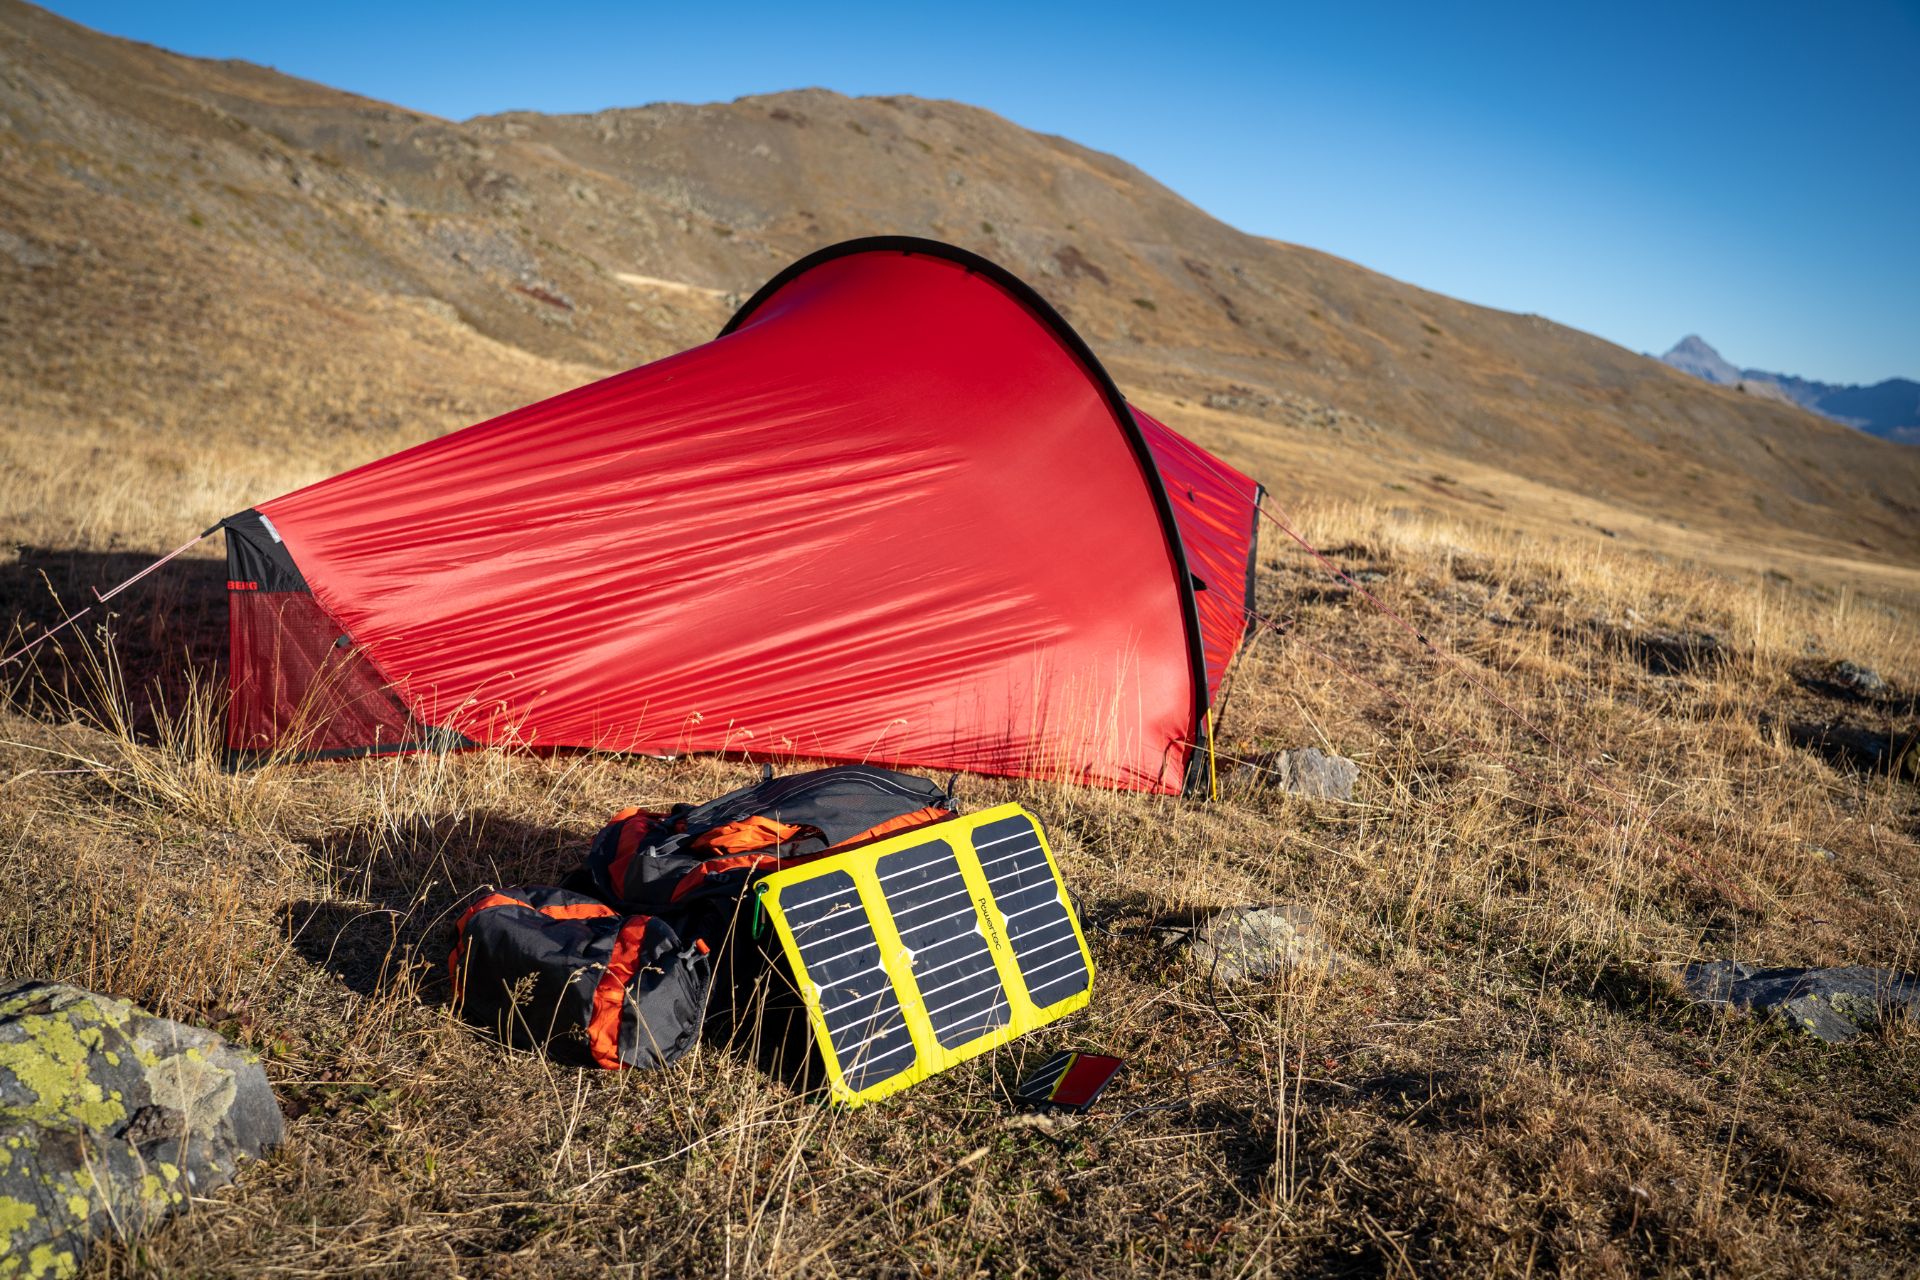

left=4, top=420, right=1918, bottom=1275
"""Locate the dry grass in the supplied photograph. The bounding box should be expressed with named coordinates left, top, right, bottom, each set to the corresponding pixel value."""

left=4, top=491, right=1917, bottom=1277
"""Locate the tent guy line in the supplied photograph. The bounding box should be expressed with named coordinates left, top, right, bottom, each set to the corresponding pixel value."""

left=0, top=527, right=214, bottom=667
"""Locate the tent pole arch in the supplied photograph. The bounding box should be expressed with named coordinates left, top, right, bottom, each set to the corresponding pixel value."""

left=720, top=236, right=1218, bottom=795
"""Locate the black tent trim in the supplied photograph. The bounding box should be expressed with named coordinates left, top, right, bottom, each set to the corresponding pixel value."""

left=1245, top=484, right=1266, bottom=625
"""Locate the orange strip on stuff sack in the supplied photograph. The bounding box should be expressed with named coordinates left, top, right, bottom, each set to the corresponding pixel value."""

left=586, top=915, right=651, bottom=1069
left=448, top=892, right=530, bottom=1000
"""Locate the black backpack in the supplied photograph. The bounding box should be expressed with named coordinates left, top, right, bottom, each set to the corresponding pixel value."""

left=448, top=765, right=958, bottom=1070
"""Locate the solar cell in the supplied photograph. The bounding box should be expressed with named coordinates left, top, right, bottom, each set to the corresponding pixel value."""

left=876, top=839, right=1010, bottom=1050
left=972, top=813, right=1091, bottom=1009
left=777, top=868, right=915, bottom=1093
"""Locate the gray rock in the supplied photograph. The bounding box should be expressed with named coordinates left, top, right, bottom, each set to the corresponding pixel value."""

left=1677, top=962, right=1919, bottom=1043
left=0, top=982, right=284, bottom=1274
left=1232, top=747, right=1360, bottom=801
left=1831, top=660, right=1887, bottom=696
left=1161, top=905, right=1343, bottom=983
left=1796, top=660, right=1894, bottom=702
left=1772, top=994, right=1864, bottom=1043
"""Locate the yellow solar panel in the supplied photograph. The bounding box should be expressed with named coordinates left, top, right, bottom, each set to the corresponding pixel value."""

left=755, top=802, right=1095, bottom=1107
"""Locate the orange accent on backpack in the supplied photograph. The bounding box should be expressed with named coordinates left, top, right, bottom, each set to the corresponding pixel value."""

left=691, top=815, right=807, bottom=854
left=606, top=811, right=663, bottom=900
left=668, top=852, right=790, bottom=904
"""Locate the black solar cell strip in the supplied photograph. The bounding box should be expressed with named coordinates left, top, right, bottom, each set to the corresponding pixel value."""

left=973, top=813, right=1091, bottom=1009
left=876, top=838, right=1010, bottom=1050
left=780, top=869, right=916, bottom=1092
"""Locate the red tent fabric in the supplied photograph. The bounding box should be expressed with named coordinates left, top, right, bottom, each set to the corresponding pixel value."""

left=224, top=238, right=1261, bottom=793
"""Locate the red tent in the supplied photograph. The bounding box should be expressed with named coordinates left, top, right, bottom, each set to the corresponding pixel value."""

left=223, top=238, right=1261, bottom=793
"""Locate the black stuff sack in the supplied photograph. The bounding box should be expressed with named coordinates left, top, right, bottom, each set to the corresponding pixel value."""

left=448, top=885, right=712, bottom=1069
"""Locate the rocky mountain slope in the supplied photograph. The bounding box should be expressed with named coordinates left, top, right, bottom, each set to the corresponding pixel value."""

left=3, top=0, right=1918, bottom=565
left=1661, top=336, right=1920, bottom=445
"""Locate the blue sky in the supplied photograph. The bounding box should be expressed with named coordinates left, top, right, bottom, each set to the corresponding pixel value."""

left=43, top=1, right=1920, bottom=385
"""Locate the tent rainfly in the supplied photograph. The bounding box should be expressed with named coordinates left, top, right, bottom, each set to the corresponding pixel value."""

left=221, top=238, right=1262, bottom=794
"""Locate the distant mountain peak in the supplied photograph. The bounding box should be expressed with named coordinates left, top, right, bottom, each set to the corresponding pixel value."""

left=1660, top=335, right=1741, bottom=386
left=1660, top=337, right=1919, bottom=444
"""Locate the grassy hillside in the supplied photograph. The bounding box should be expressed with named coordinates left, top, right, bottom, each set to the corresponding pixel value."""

left=3, top=0, right=1918, bottom=576
left=3, top=3, right=1919, bottom=1275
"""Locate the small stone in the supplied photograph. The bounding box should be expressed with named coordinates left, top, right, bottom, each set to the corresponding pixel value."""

left=1162, top=906, right=1344, bottom=983
left=1232, top=747, right=1360, bottom=801
left=1676, top=963, right=1919, bottom=1043
left=0, top=982, right=284, bottom=1271
left=1796, top=659, right=1895, bottom=702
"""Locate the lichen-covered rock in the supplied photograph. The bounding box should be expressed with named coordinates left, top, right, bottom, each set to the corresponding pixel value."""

left=1829, top=660, right=1888, bottom=697
left=1677, top=962, right=1920, bottom=1043
left=0, top=982, right=283, bottom=1276
left=1160, top=905, right=1345, bottom=983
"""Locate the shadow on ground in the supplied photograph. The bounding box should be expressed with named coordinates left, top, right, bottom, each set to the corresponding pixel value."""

left=0, top=545, right=227, bottom=740
left=285, top=808, right=829, bottom=1091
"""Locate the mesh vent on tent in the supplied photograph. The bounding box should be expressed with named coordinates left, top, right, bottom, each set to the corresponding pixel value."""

left=226, top=591, right=415, bottom=757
